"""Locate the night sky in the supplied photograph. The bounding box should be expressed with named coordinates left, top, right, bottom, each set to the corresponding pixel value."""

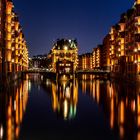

left=13, top=0, right=134, bottom=57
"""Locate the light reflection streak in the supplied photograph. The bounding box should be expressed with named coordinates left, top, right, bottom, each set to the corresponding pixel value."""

left=0, top=78, right=29, bottom=140
left=78, top=74, right=140, bottom=140
left=45, top=77, right=78, bottom=120
left=17, top=73, right=140, bottom=140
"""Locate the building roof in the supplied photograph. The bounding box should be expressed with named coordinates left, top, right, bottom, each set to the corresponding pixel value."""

left=52, top=39, right=77, bottom=50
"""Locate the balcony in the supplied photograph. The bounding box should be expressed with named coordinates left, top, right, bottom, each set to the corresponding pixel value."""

left=119, top=32, right=125, bottom=38
left=135, top=5, right=140, bottom=17
left=135, top=0, right=140, bottom=4
left=135, top=33, right=140, bottom=42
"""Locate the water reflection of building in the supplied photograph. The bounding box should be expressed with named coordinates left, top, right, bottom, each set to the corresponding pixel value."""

left=78, top=74, right=140, bottom=140
left=0, top=80, right=28, bottom=140
left=80, top=74, right=100, bottom=103
left=51, top=79, right=78, bottom=120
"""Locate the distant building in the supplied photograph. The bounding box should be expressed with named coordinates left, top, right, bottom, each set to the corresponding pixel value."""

left=78, top=53, right=92, bottom=70
left=92, top=45, right=102, bottom=70
left=32, top=55, right=46, bottom=68
left=51, top=39, right=78, bottom=72
left=102, top=34, right=110, bottom=71
left=29, top=54, right=52, bottom=70
left=77, top=55, right=82, bottom=70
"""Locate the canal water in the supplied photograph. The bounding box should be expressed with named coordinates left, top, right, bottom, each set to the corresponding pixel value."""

left=0, top=73, right=140, bottom=140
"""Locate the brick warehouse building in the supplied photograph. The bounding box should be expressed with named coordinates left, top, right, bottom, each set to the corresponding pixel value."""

left=0, top=0, right=28, bottom=82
